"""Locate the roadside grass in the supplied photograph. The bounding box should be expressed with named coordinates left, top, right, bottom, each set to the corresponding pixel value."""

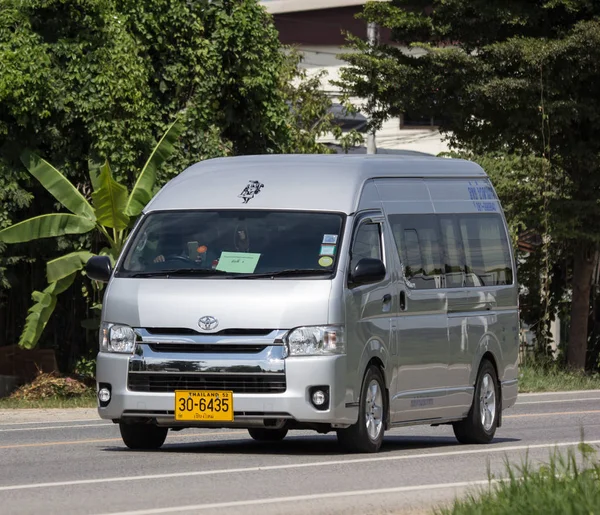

left=436, top=443, right=600, bottom=515
left=518, top=361, right=600, bottom=393
left=0, top=394, right=96, bottom=409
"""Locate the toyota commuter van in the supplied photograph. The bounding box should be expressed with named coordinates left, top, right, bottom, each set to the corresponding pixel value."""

left=85, top=154, right=519, bottom=453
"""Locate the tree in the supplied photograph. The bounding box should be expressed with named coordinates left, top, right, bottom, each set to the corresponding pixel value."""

left=0, top=120, right=183, bottom=349
left=0, top=0, right=356, bottom=360
left=338, top=0, right=600, bottom=370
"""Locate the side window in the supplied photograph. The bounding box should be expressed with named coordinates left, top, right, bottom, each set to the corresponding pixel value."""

left=388, top=214, right=443, bottom=289
left=439, top=216, right=467, bottom=288
left=458, top=214, right=513, bottom=286
left=350, top=222, right=382, bottom=271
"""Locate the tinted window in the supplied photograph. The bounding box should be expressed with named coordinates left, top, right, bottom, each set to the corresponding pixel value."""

left=118, top=210, right=344, bottom=277
left=458, top=214, right=513, bottom=286
left=439, top=216, right=466, bottom=288
left=350, top=223, right=382, bottom=271
left=389, top=214, right=443, bottom=289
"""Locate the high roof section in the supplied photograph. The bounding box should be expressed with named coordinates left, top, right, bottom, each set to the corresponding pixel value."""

left=145, top=154, right=486, bottom=215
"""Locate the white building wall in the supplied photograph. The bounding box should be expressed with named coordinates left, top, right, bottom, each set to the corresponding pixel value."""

left=292, top=45, right=450, bottom=156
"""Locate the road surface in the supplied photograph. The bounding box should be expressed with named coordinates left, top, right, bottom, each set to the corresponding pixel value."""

left=1, top=390, right=599, bottom=515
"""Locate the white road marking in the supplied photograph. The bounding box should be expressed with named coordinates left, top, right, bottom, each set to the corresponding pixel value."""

left=0, top=439, right=598, bottom=492
left=517, top=390, right=600, bottom=397
left=515, top=397, right=600, bottom=406
left=0, top=423, right=113, bottom=432
left=97, top=478, right=501, bottom=515
left=0, top=419, right=101, bottom=427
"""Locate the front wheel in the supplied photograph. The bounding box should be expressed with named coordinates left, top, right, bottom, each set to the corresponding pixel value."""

left=453, top=359, right=499, bottom=444
left=248, top=427, right=288, bottom=442
left=119, top=423, right=168, bottom=450
left=337, top=365, right=386, bottom=453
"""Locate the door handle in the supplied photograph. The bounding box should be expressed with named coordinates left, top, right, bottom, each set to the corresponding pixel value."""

left=399, top=291, right=407, bottom=311
left=383, top=294, right=392, bottom=304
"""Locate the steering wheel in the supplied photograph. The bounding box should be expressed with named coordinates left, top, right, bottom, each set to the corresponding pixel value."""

left=163, top=255, right=191, bottom=263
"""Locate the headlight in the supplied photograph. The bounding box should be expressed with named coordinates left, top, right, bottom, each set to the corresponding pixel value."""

left=286, top=326, right=345, bottom=356
left=100, top=323, right=137, bottom=354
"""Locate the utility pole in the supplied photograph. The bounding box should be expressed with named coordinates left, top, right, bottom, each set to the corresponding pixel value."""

left=366, top=21, right=379, bottom=154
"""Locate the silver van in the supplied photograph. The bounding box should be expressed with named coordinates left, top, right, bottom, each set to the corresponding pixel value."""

left=86, top=154, right=519, bottom=453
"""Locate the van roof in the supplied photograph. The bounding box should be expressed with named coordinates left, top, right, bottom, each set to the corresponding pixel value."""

left=144, top=154, right=488, bottom=215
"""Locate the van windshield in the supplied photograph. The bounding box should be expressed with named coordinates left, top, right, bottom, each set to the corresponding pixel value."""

left=117, top=210, right=345, bottom=278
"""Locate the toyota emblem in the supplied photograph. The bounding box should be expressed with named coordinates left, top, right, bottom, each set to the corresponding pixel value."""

left=198, top=316, right=219, bottom=331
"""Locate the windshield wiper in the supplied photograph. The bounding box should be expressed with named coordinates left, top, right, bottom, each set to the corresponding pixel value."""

left=130, top=269, right=231, bottom=278
left=233, top=269, right=334, bottom=279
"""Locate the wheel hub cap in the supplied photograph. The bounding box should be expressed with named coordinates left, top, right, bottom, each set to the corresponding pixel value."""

left=480, top=373, right=496, bottom=431
left=365, top=379, right=383, bottom=441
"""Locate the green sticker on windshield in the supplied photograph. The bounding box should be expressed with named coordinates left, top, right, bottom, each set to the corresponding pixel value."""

left=215, top=252, right=261, bottom=273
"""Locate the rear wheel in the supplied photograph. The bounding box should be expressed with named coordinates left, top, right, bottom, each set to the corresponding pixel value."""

left=119, top=423, right=168, bottom=450
left=453, top=359, right=499, bottom=444
left=248, top=427, right=288, bottom=442
left=337, top=365, right=386, bottom=453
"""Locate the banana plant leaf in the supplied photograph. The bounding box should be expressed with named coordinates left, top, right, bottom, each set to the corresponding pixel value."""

left=18, top=273, right=77, bottom=349
left=88, top=157, right=104, bottom=192
left=21, top=150, right=96, bottom=221
left=46, top=251, right=96, bottom=283
left=91, top=161, right=130, bottom=230
left=125, top=118, right=184, bottom=217
left=0, top=214, right=96, bottom=244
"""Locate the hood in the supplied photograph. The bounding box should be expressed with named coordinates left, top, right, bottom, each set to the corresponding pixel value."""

left=102, top=277, right=333, bottom=331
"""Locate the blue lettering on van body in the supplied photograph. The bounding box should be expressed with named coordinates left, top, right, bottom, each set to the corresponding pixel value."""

left=468, top=181, right=498, bottom=211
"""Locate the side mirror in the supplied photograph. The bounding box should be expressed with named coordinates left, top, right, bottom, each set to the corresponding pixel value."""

left=350, top=258, right=386, bottom=285
left=85, top=255, right=113, bottom=283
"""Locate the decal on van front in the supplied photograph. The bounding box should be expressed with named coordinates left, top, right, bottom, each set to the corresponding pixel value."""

left=238, top=180, right=264, bottom=203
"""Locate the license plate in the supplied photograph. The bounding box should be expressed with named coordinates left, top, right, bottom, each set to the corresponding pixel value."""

left=174, top=390, right=234, bottom=422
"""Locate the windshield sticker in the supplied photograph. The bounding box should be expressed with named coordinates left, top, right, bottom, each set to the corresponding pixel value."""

left=238, top=180, right=264, bottom=204
left=318, top=256, right=334, bottom=267
left=320, top=245, right=336, bottom=256
left=216, top=252, right=261, bottom=273
left=322, top=234, right=338, bottom=244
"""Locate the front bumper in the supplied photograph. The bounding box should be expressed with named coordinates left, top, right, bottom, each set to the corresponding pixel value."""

left=96, top=346, right=357, bottom=427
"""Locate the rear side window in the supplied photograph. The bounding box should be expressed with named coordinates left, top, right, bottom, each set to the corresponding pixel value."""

left=389, top=213, right=513, bottom=289
left=458, top=214, right=513, bottom=286
left=388, top=214, right=444, bottom=289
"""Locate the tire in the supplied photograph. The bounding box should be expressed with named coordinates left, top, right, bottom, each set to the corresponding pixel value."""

left=248, top=427, right=288, bottom=442
left=453, top=360, right=499, bottom=444
left=119, top=422, right=168, bottom=450
left=337, top=365, right=386, bottom=453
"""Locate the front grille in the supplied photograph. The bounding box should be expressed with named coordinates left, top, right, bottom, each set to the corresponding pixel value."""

left=128, top=373, right=286, bottom=393
left=148, top=343, right=268, bottom=354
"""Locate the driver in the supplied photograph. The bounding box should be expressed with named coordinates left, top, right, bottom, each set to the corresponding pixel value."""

left=153, top=229, right=219, bottom=267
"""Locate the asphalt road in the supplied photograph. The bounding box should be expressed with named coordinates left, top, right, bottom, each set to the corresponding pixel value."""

left=1, top=390, right=600, bottom=515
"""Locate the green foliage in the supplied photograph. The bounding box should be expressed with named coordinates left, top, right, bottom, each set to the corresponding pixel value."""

left=437, top=444, right=600, bottom=515
left=0, top=120, right=183, bottom=349
left=0, top=0, right=358, bottom=358
left=74, top=354, right=96, bottom=381
left=19, top=273, right=76, bottom=350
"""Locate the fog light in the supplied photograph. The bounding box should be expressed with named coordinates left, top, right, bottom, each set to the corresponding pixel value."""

left=309, top=385, right=330, bottom=411
left=98, top=388, right=111, bottom=403
left=312, top=390, right=326, bottom=406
